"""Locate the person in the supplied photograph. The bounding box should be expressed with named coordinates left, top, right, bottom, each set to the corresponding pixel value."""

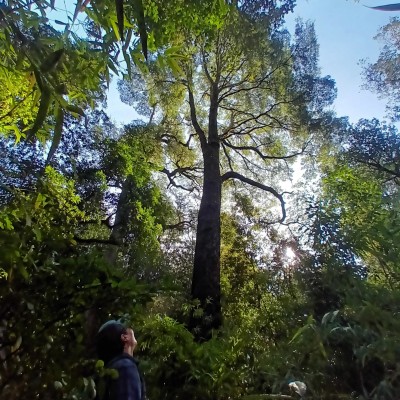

left=95, top=320, right=145, bottom=400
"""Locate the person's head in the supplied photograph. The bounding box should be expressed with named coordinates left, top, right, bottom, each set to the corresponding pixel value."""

left=95, top=320, right=137, bottom=364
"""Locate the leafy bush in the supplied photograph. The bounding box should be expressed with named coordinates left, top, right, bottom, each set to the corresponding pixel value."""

left=0, top=167, right=151, bottom=399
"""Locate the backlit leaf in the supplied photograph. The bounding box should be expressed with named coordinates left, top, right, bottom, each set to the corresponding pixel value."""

left=46, top=105, right=64, bottom=165
left=27, top=88, right=51, bottom=140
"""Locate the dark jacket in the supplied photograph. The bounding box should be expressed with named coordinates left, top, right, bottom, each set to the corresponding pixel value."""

left=99, top=354, right=145, bottom=400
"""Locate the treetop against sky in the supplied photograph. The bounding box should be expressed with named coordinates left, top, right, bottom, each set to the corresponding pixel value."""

left=104, top=0, right=399, bottom=125
left=285, top=0, right=398, bottom=123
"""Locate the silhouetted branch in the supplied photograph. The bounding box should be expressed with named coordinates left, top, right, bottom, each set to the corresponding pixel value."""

left=187, top=85, right=207, bottom=147
left=221, top=141, right=235, bottom=171
left=160, top=133, right=195, bottom=148
left=222, top=139, right=305, bottom=161
left=74, top=237, right=120, bottom=245
left=164, top=220, right=194, bottom=231
left=221, top=170, right=286, bottom=222
left=160, top=167, right=197, bottom=192
left=218, top=54, right=293, bottom=102
left=220, top=99, right=293, bottom=136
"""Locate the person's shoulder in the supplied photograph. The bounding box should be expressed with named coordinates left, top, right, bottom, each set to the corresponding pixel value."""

left=108, top=354, right=138, bottom=369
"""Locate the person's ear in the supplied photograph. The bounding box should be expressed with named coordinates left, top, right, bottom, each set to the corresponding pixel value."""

left=121, top=333, right=128, bottom=343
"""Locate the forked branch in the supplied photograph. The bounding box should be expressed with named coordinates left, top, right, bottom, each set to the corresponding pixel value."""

left=160, top=167, right=198, bottom=192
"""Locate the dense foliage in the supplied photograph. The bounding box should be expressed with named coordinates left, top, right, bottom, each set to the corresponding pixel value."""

left=1, top=1, right=399, bottom=399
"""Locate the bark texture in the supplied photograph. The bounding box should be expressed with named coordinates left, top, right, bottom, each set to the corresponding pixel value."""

left=190, top=143, right=222, bottom=339
left=189, top=84, right=223, bottom=339
left=104, top=177, right=134, bottom=266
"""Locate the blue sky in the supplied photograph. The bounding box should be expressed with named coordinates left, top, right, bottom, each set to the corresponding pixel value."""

left=285, top=0, right=396, bottom=123
left=106, top=0, right=397, bottom=125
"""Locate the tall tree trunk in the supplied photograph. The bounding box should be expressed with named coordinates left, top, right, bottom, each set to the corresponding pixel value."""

left=86, top=177, right=134, bottom=351
left=104, top=177, right=134, bottom=265
left=190, top=83, right=222, bottom=340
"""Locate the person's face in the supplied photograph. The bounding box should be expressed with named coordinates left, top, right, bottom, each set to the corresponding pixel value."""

left=121, top=328, right=137, bottom=351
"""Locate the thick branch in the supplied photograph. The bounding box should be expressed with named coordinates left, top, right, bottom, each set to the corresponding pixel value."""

left=160, top=167, right=197, bottom=192
left=164, top=220, right=194, bottom=231
left=74, top=237, right=120, bottom=246
left=187, top=86, right=207, bottom=147
left=160, top=133, right=194, bottom=148
left=79, top=214, right=116, bottom=229
left=221, top=142, right=235, bottom=171
left=160, top=165, right=201, bottom=179
left=201, top=49, right=214, bottom=84
left=221, top=171, right=286, bottom=222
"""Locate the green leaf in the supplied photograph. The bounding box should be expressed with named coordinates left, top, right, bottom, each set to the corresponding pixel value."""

left=27, top=88, right=51, bottom=141
left=321, top=310, right=339, bottom=326
left=46, top=105, right=64, bottom=165
left=33, top=227, right=42, bottom=242
left=123, top=50, right=132, bottom=77
left=318, top=337, right=328, bottom=359
left=33, top=68, right=44, bottom=92
left=11, top=335, right=23, bottom=352
left=18, top=264, right=29, bottom=280
left=107, top=59, right=120, bottom=76
left=25, top=213, right=32, bottom=227
left=164, top=46, right=186, bottom=58
left=290, top=314, right=314, bottom=343
left=66, top=104, right=85, bottom=118
left=4, top=125, right=24, bottom=143
left=166, top=56, right=183, bottom=78
left=110, top=19, right=121, bottom=41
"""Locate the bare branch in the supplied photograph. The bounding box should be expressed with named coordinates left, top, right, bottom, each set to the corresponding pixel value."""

left=220, top=99, right=293, bottom=136
left=148, top=104, right=157, bottom=125
left=222, top=123, right=274, bottom=141
left=221, top=141, right=235, bottom=171
left=218, top=53, right=293, bottom=103
left=201, top=49, right=214, bottom=84
left=224, top=142, right=269, bottom=175
left=219, top=59, right=247, bottom=91
left=222, top=139, right=305, bottom=161
left=221, top=171, right=286, bottom=222
left=164, top=219, right=194, bottom=231
left=160, top=132, right=195, bottom=148
left=160, top=167, right=198, bottom=192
